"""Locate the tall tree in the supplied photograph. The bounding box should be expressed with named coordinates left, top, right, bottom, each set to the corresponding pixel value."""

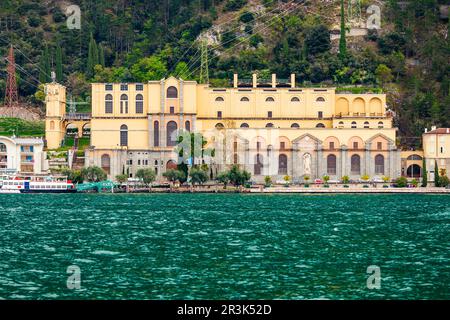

left=39, top=46, right=51, bottom=83
left=434, top=160, right=440, bottom=187
left=98, top=44, right=105, bottom=67
left=421, top=157, right=427, bottom=187
left=339, top=0, right=347, bottom=60
left=55, top=45, right=63, bottom=82
left=87, top=33, right=99, bottom=79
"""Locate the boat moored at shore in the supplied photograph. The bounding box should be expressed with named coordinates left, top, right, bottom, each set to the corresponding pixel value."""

left=0, top=175, right=77, bottom=193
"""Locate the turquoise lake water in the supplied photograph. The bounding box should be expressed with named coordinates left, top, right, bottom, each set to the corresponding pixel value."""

left=0, top=193, right=449, bottom=300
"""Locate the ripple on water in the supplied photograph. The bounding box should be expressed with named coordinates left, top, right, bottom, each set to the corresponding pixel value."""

left=0, top=193, right=449, bottom=300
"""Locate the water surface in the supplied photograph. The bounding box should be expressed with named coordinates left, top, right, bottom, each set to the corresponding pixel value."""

left=0, top=193, right=449, bottom=299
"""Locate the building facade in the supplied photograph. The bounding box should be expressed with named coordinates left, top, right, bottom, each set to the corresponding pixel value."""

left=0, top=136, right=46, bottom=174
left=45, top=74, right=402, bottom=182
left=423, top=127, right=450, bottom=184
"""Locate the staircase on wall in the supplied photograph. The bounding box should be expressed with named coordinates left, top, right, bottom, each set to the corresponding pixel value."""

left=71, top=136, right=85, bottom=170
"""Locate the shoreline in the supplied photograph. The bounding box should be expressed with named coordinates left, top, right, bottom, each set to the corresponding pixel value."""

left=74, top=186, right=450, bottom=194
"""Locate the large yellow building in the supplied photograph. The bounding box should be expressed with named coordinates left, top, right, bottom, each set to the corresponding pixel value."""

left=45, top=74, right=402, bottom=182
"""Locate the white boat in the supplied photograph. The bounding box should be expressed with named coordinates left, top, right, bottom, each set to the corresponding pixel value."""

left=0, top=175, right=77, bottom=194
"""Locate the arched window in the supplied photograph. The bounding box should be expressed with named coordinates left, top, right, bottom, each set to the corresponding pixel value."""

left=105, top=94, right=113, bottom=114
left=351, top=121, right=357, bottom=129
left=120, top=94, right=128, bottom=114
left=101, top=154, right=111, bottom=174
left=154, top=121, right=159, bottom=147
left=327, top=154, right=337, bottom=175
left=266, top=97, right=275, bottom=102
left=338, top=121, right=344, bottom=128
left=167, top=86, right=178, bottom=98
left=215, top=123, right=224, bottom=129
left=291, top=123, right=300, bottom=128
left=240, top=97, right=249, bottom=102
left=240, top=123, right=249, bottom=128
left=50, top=121, right=55, bottom=130
left=185, top=120, right=191, bottom=132
left=215, top=97, right=224, bottom=102
left=364, top=121, right=370, bottom=128
left=254, top=154, right=263, bottom=175
left=135, top=94, right=143, bottom=113
left=316, top=123, right=325, bottom=128
left=407, top=154, right=423, bottom=161
left=378, top=121, right=384, bottom=129
left=316, top=97, right=325, bottom=102
left=291, top=97, right=300, bottom=102
left=266, top=123, right=274, bottom=128
left=166, top=160, right=177, bottom=170
left=0, top=143, right=6, bottom=153
left=166, top=121, right=178, bottom=146
left=351, top=154, right=361, bottom=174
left=278, top=154, right=288, bottom=175
left=375, top=154, right=385, bottom=174
left=120, top=124, right=128, bottom=146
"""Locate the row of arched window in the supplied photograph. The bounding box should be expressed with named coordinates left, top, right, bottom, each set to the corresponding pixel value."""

left=338, top=121, right=384, bottom=129
left=215, top=123, right=326, bottom=129
left=215, top=96, right=322, bottom=103
left=249, top=153, right=385, bottom=176
left=105, top=94, right=144, bottom=114
left=105, top=87, right=179, bottom=114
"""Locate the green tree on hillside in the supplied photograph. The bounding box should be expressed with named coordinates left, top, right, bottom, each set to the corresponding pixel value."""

left=339, top=0, right=347, bottom=60
left=55, top=45, right=63, bottom=83
left=87, top=33, right=99, bottom=79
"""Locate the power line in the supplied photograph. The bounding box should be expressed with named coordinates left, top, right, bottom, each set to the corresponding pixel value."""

left=184, top=3, right=302, bottom=81
left=0, top=35, right=52, bottom=79
left=173, top=0, right=300, bottom=79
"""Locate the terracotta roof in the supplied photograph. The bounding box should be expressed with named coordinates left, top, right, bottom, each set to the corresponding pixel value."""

left=424, top=128, right=450, bottom=134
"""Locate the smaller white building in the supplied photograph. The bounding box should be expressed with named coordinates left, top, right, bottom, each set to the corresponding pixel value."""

left=0, top=136, right=48, bottom=174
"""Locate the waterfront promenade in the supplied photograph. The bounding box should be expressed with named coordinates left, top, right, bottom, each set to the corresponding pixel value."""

left=113, top=185, right=450, bottom=194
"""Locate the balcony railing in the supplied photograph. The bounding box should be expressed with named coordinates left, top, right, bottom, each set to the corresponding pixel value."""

left=64, top=113, right=92, bottom=121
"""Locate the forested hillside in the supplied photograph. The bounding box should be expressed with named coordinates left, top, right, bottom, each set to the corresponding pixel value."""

left=0, top=0, right=449, bottom=147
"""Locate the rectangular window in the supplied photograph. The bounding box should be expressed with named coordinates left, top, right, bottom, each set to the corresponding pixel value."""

left=268, top=111, right=272, bottom=118
left=377, top=142, right=382, bottom=150
left=318, top=111, right=323, bottom=119
left=280, top=142, right=285, bottom=150
left=233, top=141, right=238, bottom=152
left=170, top=106, right=175, bottom=114
left=257, top=142, right=261, bottom=151
left=138, top=160, right=141, bottom=165
left=329, top=142, right=335, bottom=150
left=105, top=84, right=113, bottom=91
left=353, top=142, right=358, bottom=149
left=136, top=84, right=143, bottom=91
left=217, top=111, right=222, bottom=119
left=120, top=84, right=128, bottom=91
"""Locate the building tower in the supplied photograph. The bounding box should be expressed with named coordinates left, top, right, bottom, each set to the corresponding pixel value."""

left=45, top=83, right=67, bottom=149
left=4, top=45, right=19, bottom=108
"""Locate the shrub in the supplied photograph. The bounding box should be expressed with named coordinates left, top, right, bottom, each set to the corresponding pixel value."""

left=439, top=175, right=449, bottom=188
left=395, top=176, right=408, bottom=188
left=341, top=175, right=350, bottom=184
left=264, top=176, right=272, bottom=187
left=239, top=11, right=254, bottom=23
